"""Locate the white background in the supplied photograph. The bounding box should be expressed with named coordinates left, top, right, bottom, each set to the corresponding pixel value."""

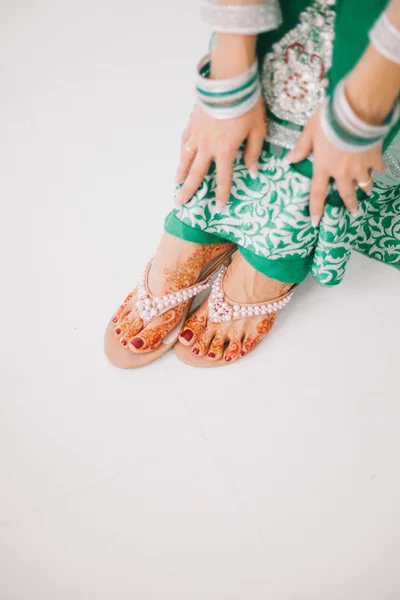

left=1, top=0, right=399, bottom=598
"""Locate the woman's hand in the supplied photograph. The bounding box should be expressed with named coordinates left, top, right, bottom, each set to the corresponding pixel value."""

left=286, top=105, right=385, bottom=226
left=175, top=97, right=267, bottom=210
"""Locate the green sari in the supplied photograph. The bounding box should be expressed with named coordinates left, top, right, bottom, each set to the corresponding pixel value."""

left=165, top=0, right=400, bottom=286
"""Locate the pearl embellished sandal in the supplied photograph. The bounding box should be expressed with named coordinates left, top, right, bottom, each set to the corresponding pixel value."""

left=104, top=248, right=235, bottom=369
left=175, top=265, right=297, bottom=368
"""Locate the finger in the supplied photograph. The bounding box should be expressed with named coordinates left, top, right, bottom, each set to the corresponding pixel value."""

left=215, top=150, right=235, bottom=209
left=309, top=168, right=330, bottom=226
left=175, top=152, right=211, bottom=205
left=243, top=128, right=265, bottom=176
left=175, top=138, right=197, bottom=184
left=356, top=171, right=373, bottom=195
left=337, top=179, right=358, bottom=215
left=286, top=123, right=313, bottom=164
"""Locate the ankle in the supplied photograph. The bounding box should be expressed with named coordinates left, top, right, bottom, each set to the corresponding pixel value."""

left=224, top=255, right=291, bottom=303
left=148, top=236, right=233, bottom=296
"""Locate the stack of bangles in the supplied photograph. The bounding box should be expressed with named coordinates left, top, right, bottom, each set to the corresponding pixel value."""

left=196, top=53, right=262, bottom=120
left=320, top=4, right=400, bottom=154
left=320, top=80, right=400, bottom=154
left=195, top=0, right=282, bottom=120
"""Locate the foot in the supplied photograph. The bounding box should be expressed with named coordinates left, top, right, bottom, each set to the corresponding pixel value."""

left=105, top=233, right=234, bottom=367
left=178, top=253, right=293, bottom=364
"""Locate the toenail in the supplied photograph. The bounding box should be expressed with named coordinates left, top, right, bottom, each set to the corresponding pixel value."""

left=131, top=338, right=144, bottom=349
left=225, top=356, right=232, bottom=362
left=208, top=352, right=216, bottom=358
left=181, top=329, right=193, bottom=342
left=193, top=347, right=200, bottom=355
left=112, top=317, right=118, bottom=324
left=115, top=327, right=121, bottom=335
left=240, top=351, right=245, bottom=357
left=120, top=339, right=127, bottom=347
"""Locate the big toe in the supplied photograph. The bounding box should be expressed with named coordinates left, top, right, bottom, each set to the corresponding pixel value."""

left=178, top=302, right=208, bottom=347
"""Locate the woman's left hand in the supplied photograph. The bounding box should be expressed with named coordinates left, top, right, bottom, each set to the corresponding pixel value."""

left=286, top=105, right=386, bottom=226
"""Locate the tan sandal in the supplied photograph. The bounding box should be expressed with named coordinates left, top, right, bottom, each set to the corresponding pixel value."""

left=104, top=248, right=235, bottom=369
left=175, top=265, right=298, bottom=368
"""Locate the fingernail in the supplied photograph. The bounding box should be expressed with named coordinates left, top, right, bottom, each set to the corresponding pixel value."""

left=208, top=352, right=216, bottom=358
left=180, top=329, right=193, bottom=342
left=249, top=164, right=258, bottom=179
left=115, top=327, right=121, bottom=335
left=192, top=347, right=200, bottom=355
left=120, top=339, right=127, bottom=347
left=351, top=207, right=360, bottom=217
left=285, top=151, right=294, bottom=163
left=311, top=217, right=320, bottom=227
left=224, top=356, right=232, bottom=362
left=131, top=338, right=144, bottom=349
left=216, top=201, right=225, bottom=211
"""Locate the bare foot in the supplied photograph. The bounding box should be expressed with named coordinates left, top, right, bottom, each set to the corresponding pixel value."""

left=105, top=233, right=234, bottom=367
left=178, top=253, right=293, bottom=364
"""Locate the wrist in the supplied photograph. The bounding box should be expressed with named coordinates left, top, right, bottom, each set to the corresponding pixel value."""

left=345, top=47, right=400, bottom=125
left=211, top=34, right=256, bottom=78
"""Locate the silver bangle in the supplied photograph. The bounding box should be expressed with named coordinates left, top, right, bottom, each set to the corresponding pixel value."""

left=200, top=0, right=282, bottom=35
left=197, top=78, right=259, bottom=105
left=196, top=53, right=258, bottom=94
left=320, top=101, right=382, bottom=153
left=199, top=81, right=262, bottom=119
left=333, top=79, right=394, bottom=140
left=369, top=8, right=400, bottom=66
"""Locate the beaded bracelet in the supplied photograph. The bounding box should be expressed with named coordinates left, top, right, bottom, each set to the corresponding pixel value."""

left=369, top=5, right=400, bottom=66
left=200, top=0, right=282, bottom=35
left=196, top=53, right=262, bottom=119
left=320, top=79, right=400, bottom=153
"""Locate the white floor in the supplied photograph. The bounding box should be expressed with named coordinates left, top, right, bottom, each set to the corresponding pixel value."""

left=1, top=1, right=400, bottom=599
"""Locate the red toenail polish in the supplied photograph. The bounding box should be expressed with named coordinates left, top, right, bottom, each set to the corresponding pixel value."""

left=208, top=352, right=216, bottom=358
left=121, top=339, right=127, bottom=347
left=115, top=327, right=121, bottom=335
left=112, top=317, right=118, bottom=324
left=193, top=347, right=200, bottom=355
left=240, top=351, right=245, bottom=357
left=225, top=356, right=232, bottom=362
left=181, top=329, right=193, bottom=342
left=131, top=338, right=144, bottom=349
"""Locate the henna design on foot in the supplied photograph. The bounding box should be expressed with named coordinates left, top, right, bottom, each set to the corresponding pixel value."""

left=130, top=304, right=187, bottom=353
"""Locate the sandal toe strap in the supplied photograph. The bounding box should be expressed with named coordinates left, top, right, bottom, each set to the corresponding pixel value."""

left=136, top=259, right=211, bottom=324
left=208, top=266, right=297, bottom=324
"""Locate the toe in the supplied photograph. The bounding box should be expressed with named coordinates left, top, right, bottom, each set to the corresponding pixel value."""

left=112, top=290, right=135, bottom=324
left=119, top=314, right=143, bottom=347
left=115, top=310, right=139, bottom=338
left=191, top=327, right=214, bottom=357
left=179, top=302, right=208, bottom=347
left=207, top=330, right=225, bottom=361
left=129, top=304, right=186, bottom=354
left=223, top=336, right=241, bottom=363
left=240, top=334, right=257, bottom=357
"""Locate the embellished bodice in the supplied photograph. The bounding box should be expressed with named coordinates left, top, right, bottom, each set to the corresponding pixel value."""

left=262, top=0, right=336, bottom=127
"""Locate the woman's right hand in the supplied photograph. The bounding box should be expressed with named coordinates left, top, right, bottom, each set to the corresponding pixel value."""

left=175, top=31, right=266, bottom=210
left=175, top=97, right=267, bottom=210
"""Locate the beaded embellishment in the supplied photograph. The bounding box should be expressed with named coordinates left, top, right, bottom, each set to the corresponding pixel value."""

left=262, top=0, right=336, bottom=126
left=208, top=267, right=295, bottom=324
left=136, top=260, right=211, bottom=324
